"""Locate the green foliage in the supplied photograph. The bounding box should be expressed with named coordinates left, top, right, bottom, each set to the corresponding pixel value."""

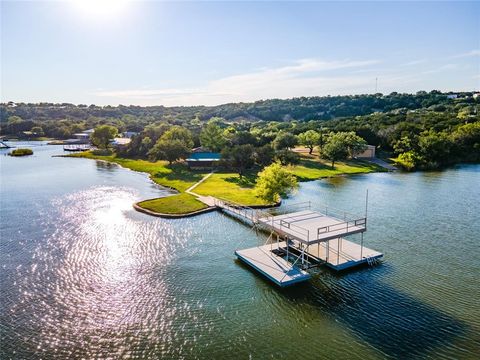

left=321, top=132, right=367, bottom=168
left=91, top=149, right=113, bottom=156
left=298, top=130, right=320, bottom=154
left=273, top=131, right=297, bottom=150
left=200, top=119, right=226, bottom=151
left=147, top=125, right=194, bottom=164
left=229, top=131, right=257, bottom=146
left=275, top=149, right=300, bottom=165
left=221, top=144, right=255, bottom=177
left=91, top=125, right=118, bottom=149
left=3, top=91, right=478, bottom=171
left=254, top=162, right=298, bottom=203
left=160, top=125, right=194, bottom=149
left=9, top=148, right=33, bottom=156
left=30, top=126, right=44, bottom=137
left=394, top=151, right=419, bottom=171
left=254, top=144, right=275, bottom=167
left=148, top=139, right=190, bottom=164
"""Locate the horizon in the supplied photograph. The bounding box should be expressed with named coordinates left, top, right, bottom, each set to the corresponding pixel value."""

left=1, top=89, right=476, bottom=109
left=1, top=1, right=479, bottom=107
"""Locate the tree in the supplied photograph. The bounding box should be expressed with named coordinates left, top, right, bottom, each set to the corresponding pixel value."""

left=230, top=131, right=257, bottom=146
left=297, top=130, right=320, bottom=154
left=30, top=126, right=44, bottom=137
left=275, top=149, right=300, bottom=165
left=321, top=131, right=367, bottom=168
left=342, top=131, right=368, bottom=158
left=321, top=137, right=348, bottom=169
left=221, top=144, right=255, bottom=178
left=90, top=125, right=118, bottom=149
left=273, top=131, right=297, bottom=150
left=147, top=126, right=193, bottom=164
left=254, top=144, right=275, bottom=167
left=417, top=130, right=451, bottom=167
left=140, top=136, right=153, bottom=154
left=161, top=125, right=194, bottom=149
left=143, top=123, right=171, bottom=142
left=254, top=162, right=298, bottom=203
left=200, top=119, right=226, bottom=151
left=148, top=139, right=190, bottom=164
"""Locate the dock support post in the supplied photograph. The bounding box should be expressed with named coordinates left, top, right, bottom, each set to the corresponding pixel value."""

left=301, top=244, right=304, bottom=266
left=361, top=232, right=364, bottom=259
left=326, top=241, right=329, bottom=263
left=286, top=236, right=289, bottom=260
left=337, top=238, right=340, bottom=265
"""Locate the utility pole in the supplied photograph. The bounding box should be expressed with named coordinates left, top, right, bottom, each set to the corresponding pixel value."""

left=375, top=77, right=378, bottom=93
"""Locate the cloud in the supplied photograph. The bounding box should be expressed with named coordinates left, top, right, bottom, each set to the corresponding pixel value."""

left=401, top=59, right=428, bottom=66
left=421, top=64, right=458, bottom=75
left=451, top=49, right=480, bottom=58
left=92, top=58, right=382, bottom=106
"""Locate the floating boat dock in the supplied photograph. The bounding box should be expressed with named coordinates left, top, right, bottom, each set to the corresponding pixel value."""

left=0, top=141, right=12, bottom=149
left=215, top=198, right=383, bottom=287
left=63, top=144, right=91, bottom=152
left=235, top=243, right=311, bottom=286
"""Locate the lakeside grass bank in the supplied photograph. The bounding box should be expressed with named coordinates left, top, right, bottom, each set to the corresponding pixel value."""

left=67, top=151, right=386, bottom=216
left=138, top=193, right=209, bottom=215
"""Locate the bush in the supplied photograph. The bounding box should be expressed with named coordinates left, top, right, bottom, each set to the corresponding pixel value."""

left=255, top=162, right=298, bottom=203
left=394, top=151, right=419, bottom=171
left=91, top=149, right=113, bottom=156
left=9, top=148, right=33, bottom=157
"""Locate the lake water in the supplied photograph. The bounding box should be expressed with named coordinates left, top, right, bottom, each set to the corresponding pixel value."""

left=1, top=143, right=479, bottom=359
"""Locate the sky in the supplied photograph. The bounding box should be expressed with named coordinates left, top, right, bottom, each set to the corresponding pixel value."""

left=1, top=0, right=479, bottom=106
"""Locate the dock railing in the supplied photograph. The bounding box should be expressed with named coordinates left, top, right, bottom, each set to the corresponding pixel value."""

left=216, top=198, right=367, bottom=243
left=275, top=201, right=311, bottom=214
left=213, top=197, right=273, bottom=224
left=316, top=218, right=366, bottom=238
left=279, top=219, right=310, bottom=241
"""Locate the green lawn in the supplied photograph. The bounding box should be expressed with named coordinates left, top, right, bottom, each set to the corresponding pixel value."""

left=137, top=193, right=208, bottom=214
left=194, top=172, right=270, bottom=206
left=290, top=158, right=385, bottom=180
left=68, top=150, right=384, bottom=214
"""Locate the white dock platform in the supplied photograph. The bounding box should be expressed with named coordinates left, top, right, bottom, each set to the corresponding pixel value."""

left=222, top=200, right=383, bottom=286
left=258, top=210, right=366, bottom=244
left=302, top=237, right=383, bottom=270
left=235, top=243, right=311, bottom=287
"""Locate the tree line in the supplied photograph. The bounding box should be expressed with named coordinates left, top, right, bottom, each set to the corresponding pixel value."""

left=1, top=91, right=479, bottom=171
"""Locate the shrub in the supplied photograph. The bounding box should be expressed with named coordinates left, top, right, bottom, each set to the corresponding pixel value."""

left=91, top=149, right=113, bottom=156
left=255, top=162, right=298, bottom=203
left=9, top=148, right=33, bottom=156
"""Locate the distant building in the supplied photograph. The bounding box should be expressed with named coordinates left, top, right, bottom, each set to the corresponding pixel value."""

left=355, top=145, right=376, bottom=159
left=122, top=131, right=138, bottom=138
left=73, top=133, right=90, bottom=143
left=447, top=94, right=458, bottom=99
left=111, top=137, right=131, bottom=146
left=71, top=129, right=94, bottom=144
left=186, top=152, right=221, bottom=169
left=473, top=93, right=480, bottom=100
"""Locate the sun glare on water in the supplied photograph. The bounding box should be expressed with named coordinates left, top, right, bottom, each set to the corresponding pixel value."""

left=71, top=0, right=129, bottom=19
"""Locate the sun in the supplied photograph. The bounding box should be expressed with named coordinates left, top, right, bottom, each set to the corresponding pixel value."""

left=71, top=0, right=129, bottom=19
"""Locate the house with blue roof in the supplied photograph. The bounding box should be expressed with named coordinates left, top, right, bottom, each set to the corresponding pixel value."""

left=186, top=151, right=221, bottom=169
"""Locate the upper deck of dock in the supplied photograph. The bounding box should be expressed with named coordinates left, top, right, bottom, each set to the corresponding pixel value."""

left=258, top=209, right=366, bottom=244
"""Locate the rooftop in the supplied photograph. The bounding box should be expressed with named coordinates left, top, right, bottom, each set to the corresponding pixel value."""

left=186, top=152, right=221, bottom=161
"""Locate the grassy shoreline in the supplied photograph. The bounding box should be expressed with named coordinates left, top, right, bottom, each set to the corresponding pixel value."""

left=67, top=151, right=385, bottom=215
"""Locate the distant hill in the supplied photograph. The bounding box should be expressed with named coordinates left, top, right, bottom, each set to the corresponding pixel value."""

left=1, top=91, right=477, bottom=124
